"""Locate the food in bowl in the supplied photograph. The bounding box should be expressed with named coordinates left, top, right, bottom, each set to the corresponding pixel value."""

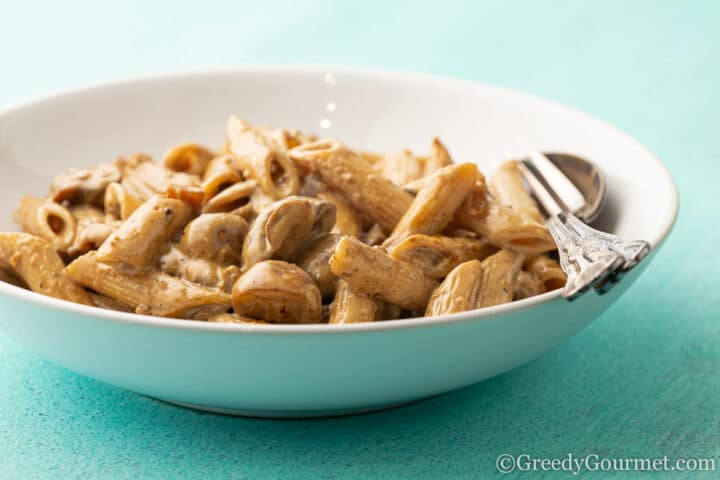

left=0, top=115, right=566, bottom=324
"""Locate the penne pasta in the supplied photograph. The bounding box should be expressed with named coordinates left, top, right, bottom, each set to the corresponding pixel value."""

left=425, top=260, right=482, bottom=316
left=117, top=153, right=200, bottom=201
left=202, top=180, right=256, bottom=217
left=0, top=117, right=566, bottom=322
left=69, top=205, right=105, bottom=224
left=226, top=116, right=300, bottom=200
left=455, top=198, right=555, bottom=254
left=89, top=291, right=134, bottom=312
left=163, top=143, right=215, bottom=176
left=329, top=236, right=439, bottom=310
left=524, top=255, right=567, bottom=291
left=489, top=160, right=545, bottom=224
left=476, top=249, right=524, bottom=308
left=254, top=126, right=317, bottom=151
left=0, top=233, right=92, bottom=305
left=0, top=267, right=28, bottom=289
left=328, top=280, right=377, bottom=324
left=13, top=196, right=77, bottom=250
left=381, top=149, right=426, bottom=186
left=69, top=222, right=115, bottom=258
left=289, top=139, right=414, bottom=232
left=104, top=182, right=143, bottom=221
left=423, top=137, right=454, bottom=175
left=384, top=163, right=479, bottom=248
left=374, top=300, right=404, bottom=321
left=453, top=161, right=554, bottom=254
left=513, top=270, right=546, bottom=300
left=201, top=154, right=243, bottom=202
left=96, top=195, right=194, bottom=271
left=66, top=252, right=231, bottom=319
left=388, top=234, right=497, bottom=279
left=361, top=223, right=387, bottom=246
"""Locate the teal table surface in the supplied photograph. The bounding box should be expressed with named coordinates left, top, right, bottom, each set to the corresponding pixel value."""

left=1, top=1, right=718, bottom=478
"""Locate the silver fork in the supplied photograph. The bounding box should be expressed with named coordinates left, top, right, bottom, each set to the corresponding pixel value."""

left=518, top=153, right=651, bottom=300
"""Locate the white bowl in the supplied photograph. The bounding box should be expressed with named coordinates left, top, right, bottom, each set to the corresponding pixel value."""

left=0, top=68, right=678, bottom=417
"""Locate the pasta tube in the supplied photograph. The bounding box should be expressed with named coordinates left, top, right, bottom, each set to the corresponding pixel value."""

left=104, top=182, right=143, bottom=221
left=455, top=200, right=555, bottom=254
left=66, top=252, right=231, bottom=319
left=163, top=143, right=215, bottom=176
left=423, top=137, right=453, bottom=175
left=0, top=233, right=92, bottom=305
left=513, top=270, right=545, bottom=300
left=381, top=149, right=425, bottom=186
left=13, top=196, right=77, bottom=250
left=524, top=255, right=567, bottom=290
left=226, top=116, right=300, bottom=199
left=202, top=180, right=256, bottom=217
left=117, top=153, right=200, bottom=201
left=96, top=195, right=194, bottom=271
left=454, top=161, right=554, bottom=253
left=425, top=260, right=482, bottom=316
left=328, top=236, right=438, bottom=310
left=384, top=163, right=479, bottom=248
left=388, top=234, right=497, bottom=279
left=289, top=139, right=414, bottom=232
left=489, top=160, right=545, bottom=224
left=476, top=249, right=524, bottom=308
left=328, top=280, right=377, bottom=324
left=202, top=154, right=243, bottom=202
left=89, top=292, right=133, bottom=312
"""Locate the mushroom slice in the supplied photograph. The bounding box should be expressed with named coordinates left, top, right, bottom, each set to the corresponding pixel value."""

left=50, top=163, right=121, bottom=206
left=295, top=233, right=341, bottom=301
left=242, top=196, right=336, bottom=268
left=232, top=260, right=322, bottom=324
left=179, top=213, right=249, bottom=265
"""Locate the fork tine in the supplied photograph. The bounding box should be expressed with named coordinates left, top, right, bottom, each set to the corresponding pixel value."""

left=527, top=152, right=587, bottom=215
left=517, top=160, right=564, bottom=217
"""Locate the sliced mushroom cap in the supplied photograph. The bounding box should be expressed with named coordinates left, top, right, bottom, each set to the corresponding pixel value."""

left=242, top=196, right=336, bottom=268
left=295, top=233, right=341, bottom=301
left=50, top=163, right=121, bottom=206
left=68, top=222, right=116, bottom=257
left=232, top=260, right=322, bottom=324
left=179, top=213, right=249, bottom=265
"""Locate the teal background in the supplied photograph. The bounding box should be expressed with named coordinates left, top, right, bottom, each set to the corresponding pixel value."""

left=0, top=0, right=718, bottom=478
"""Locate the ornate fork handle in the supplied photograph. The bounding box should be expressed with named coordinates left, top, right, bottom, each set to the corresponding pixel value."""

left=546, top=216, right=625, bottom=300
left=564, top=215, right=651, bottom=270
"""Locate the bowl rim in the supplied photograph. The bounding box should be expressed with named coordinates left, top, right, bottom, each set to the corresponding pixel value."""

left=0, top=66, right=679, bottom=335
